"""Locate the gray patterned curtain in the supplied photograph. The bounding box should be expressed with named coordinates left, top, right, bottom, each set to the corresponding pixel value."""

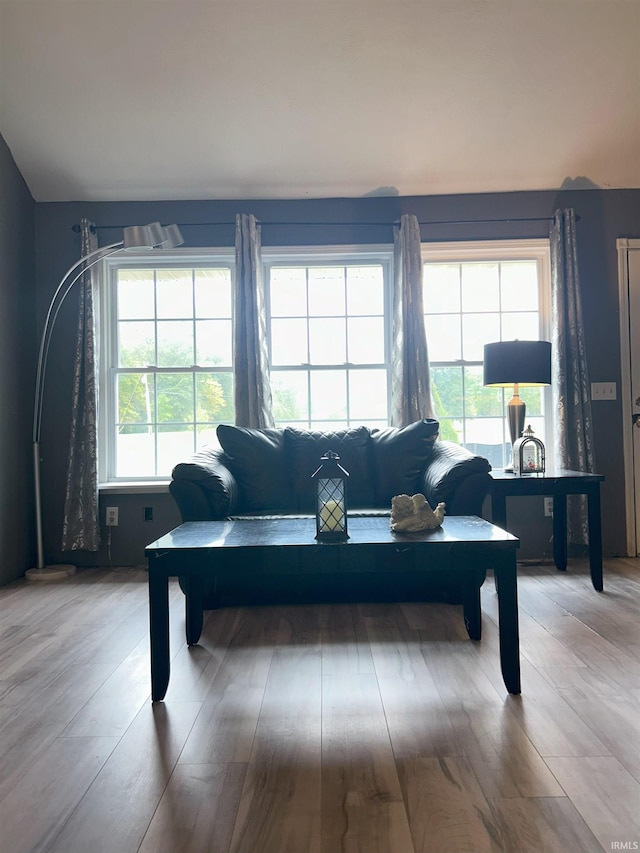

left=390, top=214, right=435, bottom=427
left=61, top=218, right=100, bottom=552
left=233, top=213, right=274, bottom=427
left=550, top=208, right=596, bottom=547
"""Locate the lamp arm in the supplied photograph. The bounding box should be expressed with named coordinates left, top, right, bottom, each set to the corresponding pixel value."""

left=31, top=242, right=123, bottom=571
left=32, top=242, right=123, bottom=444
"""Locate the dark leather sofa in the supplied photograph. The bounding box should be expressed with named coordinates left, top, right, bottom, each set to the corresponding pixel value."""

left=169, top=419, right=492, bottom=606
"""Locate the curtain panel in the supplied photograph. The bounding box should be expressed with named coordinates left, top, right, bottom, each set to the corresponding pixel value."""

left=390, top=214, right=435, bottom=427
left=233, top=214, right=274, bottom=428
left=550, top=208, right=596, bottom=547
left=61, top=218, right=100, bottom=552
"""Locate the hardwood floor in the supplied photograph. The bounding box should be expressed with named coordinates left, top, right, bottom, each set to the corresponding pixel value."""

left=0, top=557, right=639, bottom=853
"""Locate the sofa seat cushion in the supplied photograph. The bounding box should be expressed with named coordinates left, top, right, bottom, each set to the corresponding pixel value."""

left=217, top=424, right=290, bottom=511
left=371, top=419, right=440, bottom=505
left=284, top=426, right=375, bottom=511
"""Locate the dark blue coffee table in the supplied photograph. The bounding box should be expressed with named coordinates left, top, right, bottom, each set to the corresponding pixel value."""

left=146, top=515, right=520, bottom=701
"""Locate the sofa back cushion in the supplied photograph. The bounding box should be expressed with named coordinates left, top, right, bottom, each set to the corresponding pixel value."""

left=371, top=419, right=440, bottom=505
left=217, top=424, right=290, bottom=511
left=284, top=426, right=375, bottom=511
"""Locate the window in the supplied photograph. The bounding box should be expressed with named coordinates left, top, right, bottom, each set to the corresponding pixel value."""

left=264, top=247, right=392, bottom=431
left=99, top=240, right=549, bottom=482
left=99, top=251, right=234, bottom=482
left=422, top=240, right=551, bottom=469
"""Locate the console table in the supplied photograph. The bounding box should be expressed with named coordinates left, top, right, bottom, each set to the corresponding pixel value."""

left=146, top=516, right=520, bottom=701
left=489, top=469, right=604, bottom=591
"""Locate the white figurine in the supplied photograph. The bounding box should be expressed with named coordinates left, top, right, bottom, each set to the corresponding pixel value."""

left=390, top=493, right=446, bottom=532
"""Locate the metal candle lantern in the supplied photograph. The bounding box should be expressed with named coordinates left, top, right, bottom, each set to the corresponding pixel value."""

left=513, top=425, right=546, bottom=475
left=312, top=451, right=349, bottom=541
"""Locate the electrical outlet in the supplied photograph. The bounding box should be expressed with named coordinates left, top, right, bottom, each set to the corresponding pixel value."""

left=106, top=507, right=119, bottom=526
left=544, top=497, right=553, bottom=517
left=144, top=506, right=153, bottom=522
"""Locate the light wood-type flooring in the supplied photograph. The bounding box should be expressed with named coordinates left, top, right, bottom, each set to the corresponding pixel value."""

left=0, top=557, right=639, bottom=853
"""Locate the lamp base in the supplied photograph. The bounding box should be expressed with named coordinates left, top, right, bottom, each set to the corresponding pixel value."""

left=25, top=564, right=76, bottom=582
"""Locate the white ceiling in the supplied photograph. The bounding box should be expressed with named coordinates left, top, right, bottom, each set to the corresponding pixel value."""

left=1, top=0, right=639, bottom=203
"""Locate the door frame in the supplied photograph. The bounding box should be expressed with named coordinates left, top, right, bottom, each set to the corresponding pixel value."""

left=617, top=237, right=640, bottom=556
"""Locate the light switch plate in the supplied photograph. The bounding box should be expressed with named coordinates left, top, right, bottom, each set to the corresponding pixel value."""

left=590, top=382, right=616, bottom=400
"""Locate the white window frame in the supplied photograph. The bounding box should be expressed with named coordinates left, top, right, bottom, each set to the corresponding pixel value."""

left=422, top=238, right=553, bottom=461
left=262, top=244, right=394, bottom=430
left=98, top=248, right=235, bottom=485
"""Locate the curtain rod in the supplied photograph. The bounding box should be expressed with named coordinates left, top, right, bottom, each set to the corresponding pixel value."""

left=72, top=215, right=566, bottom=234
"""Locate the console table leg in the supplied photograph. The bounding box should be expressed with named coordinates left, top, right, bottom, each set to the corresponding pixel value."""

left=494, top=555, right=521, bottom=695
left=148, top=561, right=170, bottom=702
left=587, top=485, right=604, bottom=592
left=553, top=495, right=568, bottom=571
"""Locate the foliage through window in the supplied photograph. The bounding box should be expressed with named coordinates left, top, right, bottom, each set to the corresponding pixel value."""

left=265, top=251, right=391, bottom=431
left=99, top=241, right=549, bottom=481
left=423, top=240, right=551, bottom=469
left=100, top=255, right=234, bottom=480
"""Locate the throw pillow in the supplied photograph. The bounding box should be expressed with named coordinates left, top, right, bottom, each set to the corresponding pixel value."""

left=284, top=426, right=375, bottom=512
left=370, top=418, right=440, bottom=505
left=216, top=424, right=289, bottom=511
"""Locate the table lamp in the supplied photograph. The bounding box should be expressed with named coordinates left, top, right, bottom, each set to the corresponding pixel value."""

left=483, top=340, right=552, bottom=471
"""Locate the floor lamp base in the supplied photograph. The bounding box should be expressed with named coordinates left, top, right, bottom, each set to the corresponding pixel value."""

left=25, top=564, right=77, bottom=582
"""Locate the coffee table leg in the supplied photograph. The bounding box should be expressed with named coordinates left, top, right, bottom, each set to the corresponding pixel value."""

left=462, top=569, right=483, bottom=641
left=185, top=572, right=204, bottom=646
left=494, top=554, right=521, bottom=695
left=149, top=560, right=170, bottom=702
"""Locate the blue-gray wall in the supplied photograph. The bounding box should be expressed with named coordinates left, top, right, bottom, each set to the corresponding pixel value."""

left=32, top=189, right=640, bottom=566
left=0, top=134, right=36, bottom=583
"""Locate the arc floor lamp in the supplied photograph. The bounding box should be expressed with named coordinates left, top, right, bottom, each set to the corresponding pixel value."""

left=27, top=222, right=184, bottom=581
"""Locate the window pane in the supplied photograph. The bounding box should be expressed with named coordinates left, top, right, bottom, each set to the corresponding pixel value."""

left=157, top=428, right=194, bottom=477
left=156, top=269, right=193, bottom=319
left=308, top=268, right=346, bottom=316
left=462, top=313, right=500, bottom=360
left=117, top=373, right=154, bottom=425
left=500, top=262, right=539, bottom=311
left=118, top=321, right=155, bottom=367
left=118, top=270, right=155, bottom=319
left=309, top=318, right=346, bottom=364
left=196, top=320, right=232, bottom=366
left=348, top=369, right=387, bottom=420
left=346, top=266, right=384, bottom=315
left=270, top=268, right=308, bottom=316
left=156, top=373, right=194, bottom=423
left=431, top=366, right=463, bottom=418
left=461, top=263, right=499, bottom=312
left=501, top=312, right=539, bottom=341
left=426, top=315, right=461, bottom=361
left=464, top=366, right=503, bottom=416
left=423, top=264, right=461, bottom=313
left=310, top=370, right=347, bottom=420
left=195, top=269, right=232, bottom=318
left=347, top=317, right=384, bottom=363
left=157, top=321, right=194, bottom=367
left=437, top=417, right=463, bottom=443
left=116, top=432, right=155, bottom=478
left=521, top=388, right=544, bottom=418
left=271, top=318, right=309, bottom=365
left=272, top=371, right=309, bottom=424
left=196, top=372, right=234, bottom=423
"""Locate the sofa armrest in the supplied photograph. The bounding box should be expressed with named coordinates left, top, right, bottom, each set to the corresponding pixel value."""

left=421, top=440, right=492, bottom=516
left=170, top=447, right=240, bottom=520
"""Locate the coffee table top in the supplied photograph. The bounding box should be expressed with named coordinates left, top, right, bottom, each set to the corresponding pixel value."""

left=146, top=515, right=518, bottom=554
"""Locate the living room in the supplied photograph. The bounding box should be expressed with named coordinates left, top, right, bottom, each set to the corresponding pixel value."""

left=0, top=1, right=639, bottom=851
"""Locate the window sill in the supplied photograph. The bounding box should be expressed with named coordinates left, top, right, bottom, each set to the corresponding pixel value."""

left=99, top=481, right=170, bottom=494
